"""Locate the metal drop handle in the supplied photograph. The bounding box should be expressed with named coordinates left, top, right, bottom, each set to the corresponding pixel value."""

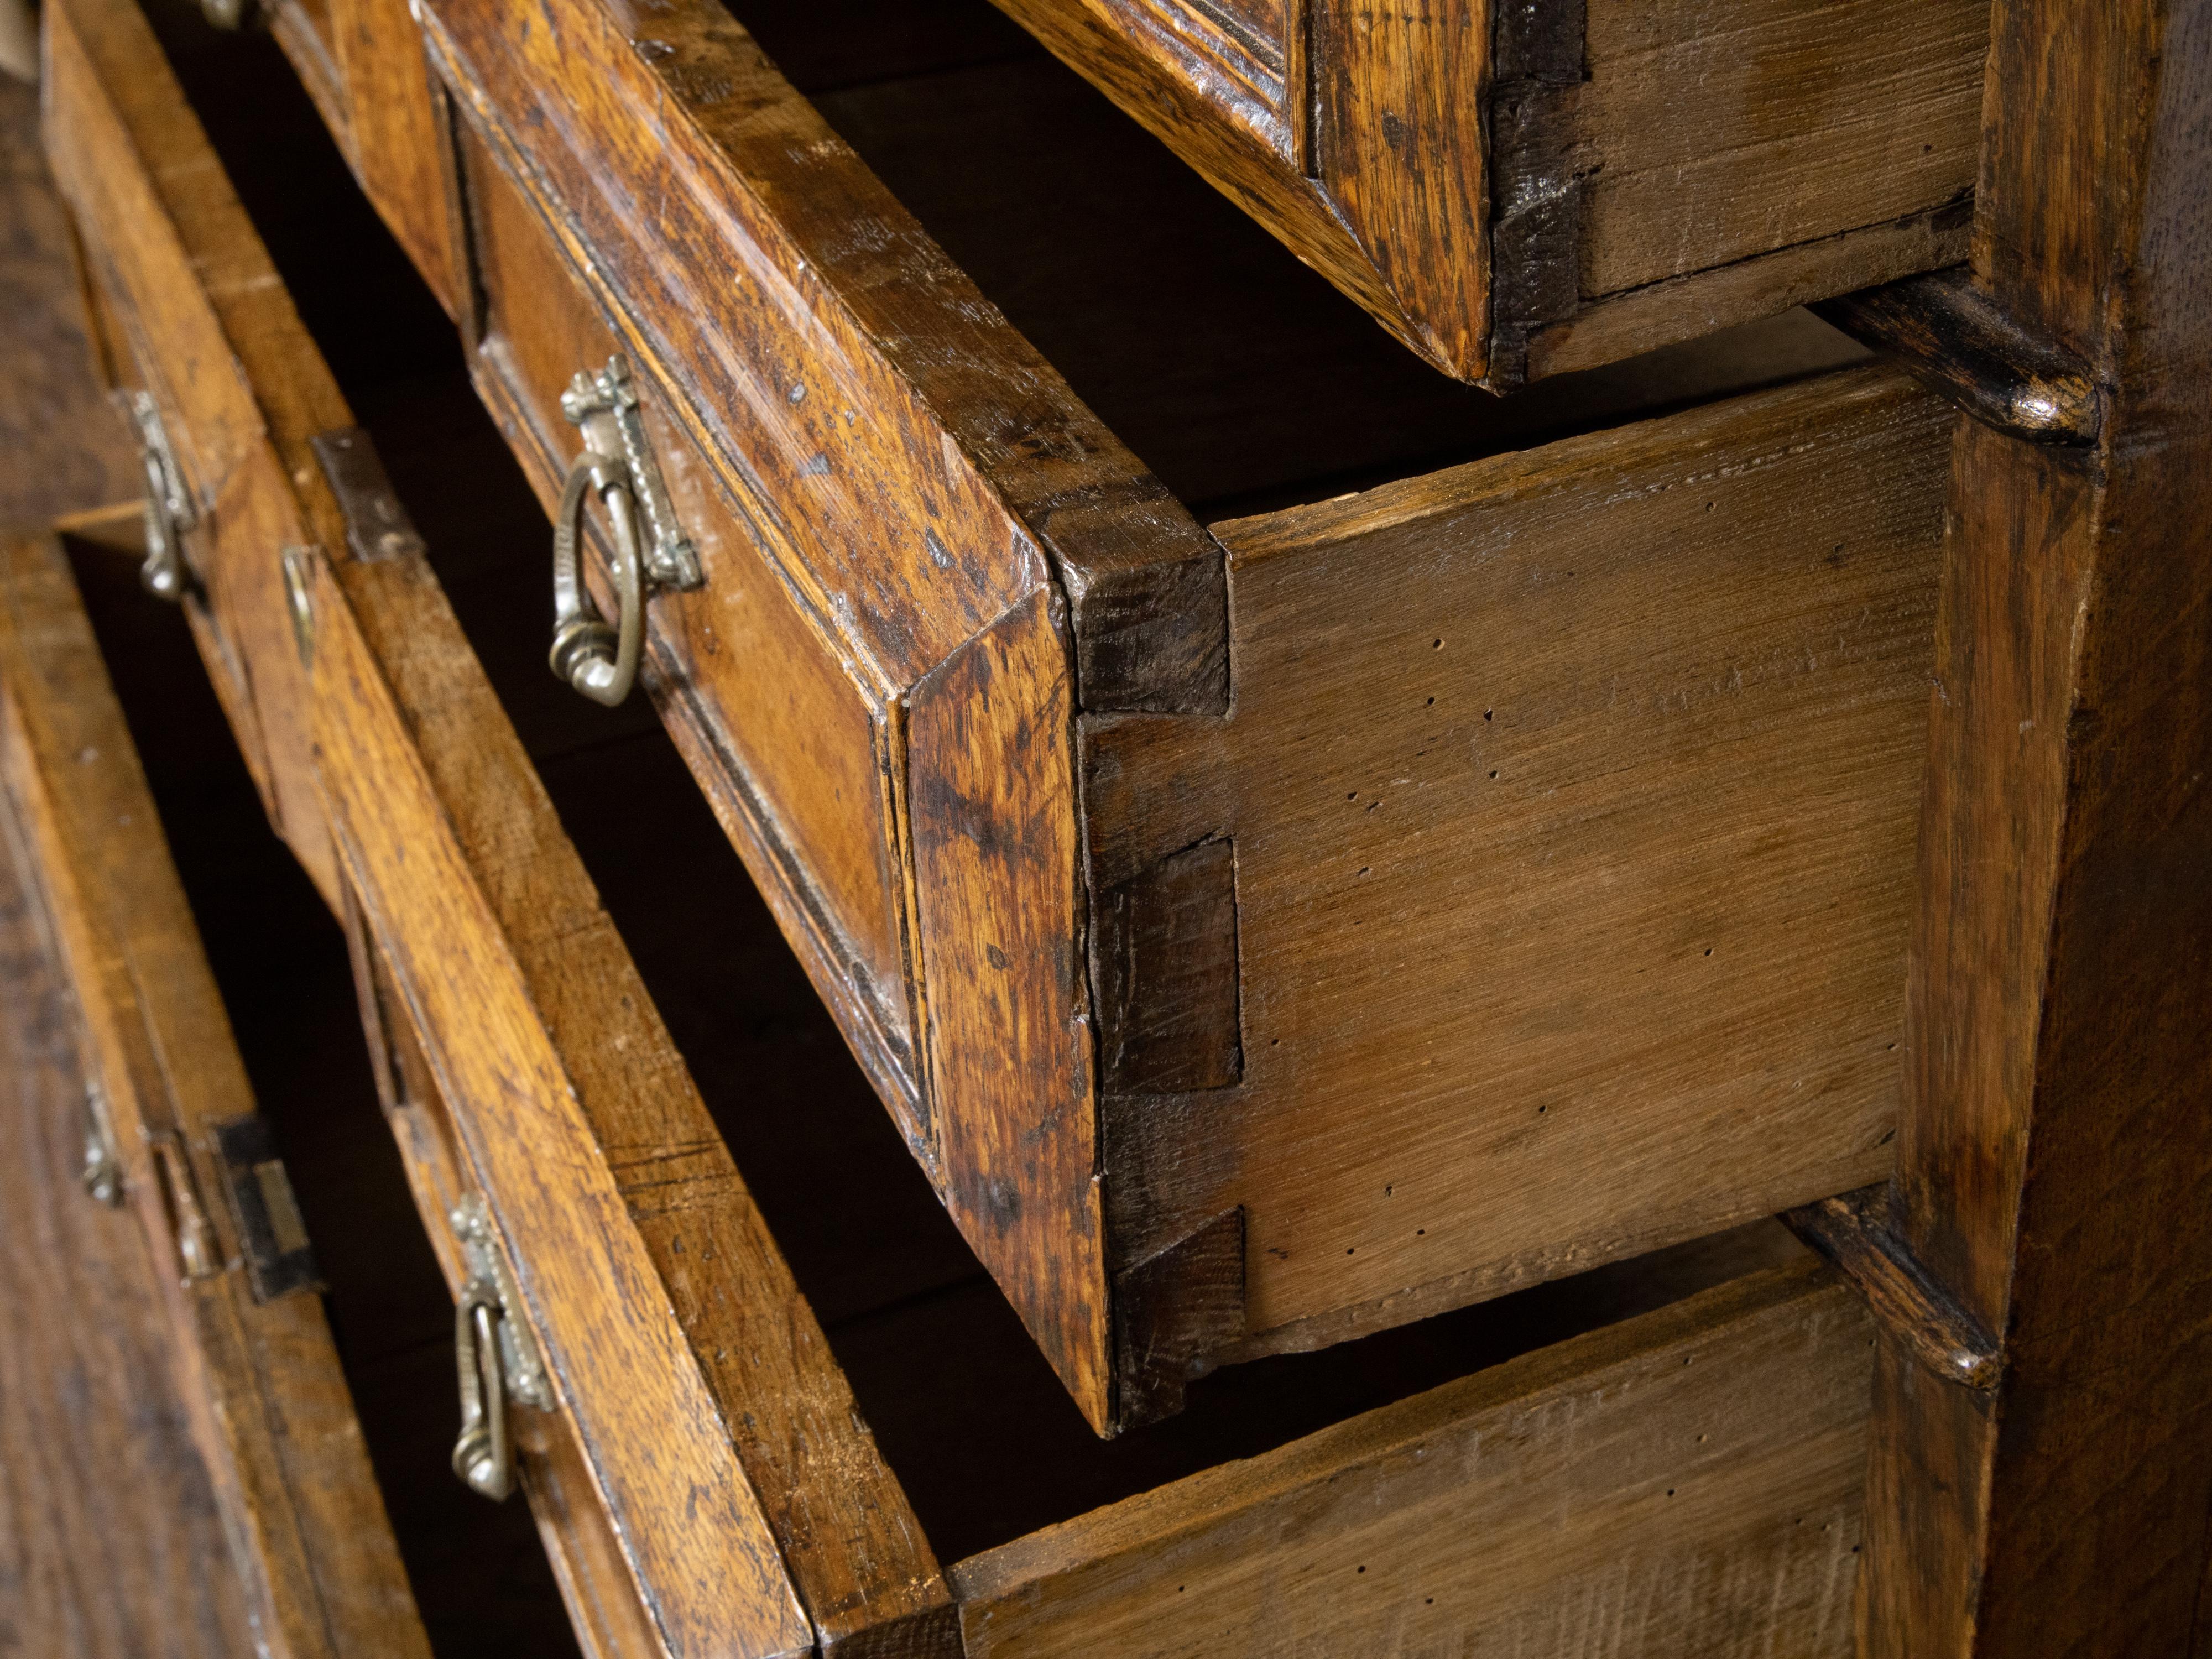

left=547, top=356, right=701, bottom=707
left=452, top=1281, right=515, bottom=1500
left=120, top=391, right=195, bottom=602
left=447, top=1197, right=550, bottom=1503
left=551, top=447, right=644, bottom=706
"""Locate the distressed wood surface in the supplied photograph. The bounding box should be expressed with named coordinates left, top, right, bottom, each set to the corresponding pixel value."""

left=0, top=80, right=137, bottom=530
left=245, top=0, right=1945, bottom=1437
left=988, top=0, right=1985, bottom=382
left=341, top=903, right=693, bottom=1659
left=323, top=0, right=463, bottom=309
left=453, top=123, right=920, bottom=1118
left=0, top=530, right=430, bottom=1659
left=1862, top=1, right=2212, bottom=1653
left=1087, top=366, right=1948, bottom=1378
left=306, top=540, right=956, bottom=1657
left=0, top=723, right=263, bottom=1659
left=44, top=0, right=343, bottom=905
left=420, top=0, right=1127, bottom=1426
left=953, top=1260, right=1872, bottom=1658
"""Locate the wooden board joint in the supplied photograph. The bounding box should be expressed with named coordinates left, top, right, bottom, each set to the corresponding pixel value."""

left=1110, top=1206, right=1245, bottom=1432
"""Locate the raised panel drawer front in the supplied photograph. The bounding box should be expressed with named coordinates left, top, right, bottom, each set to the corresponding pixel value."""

left=377, top=0, right=1951, bottom=1435
left=986, top=0, right=1989, bottom=384
left=0, top=528, right=431, bottom=1659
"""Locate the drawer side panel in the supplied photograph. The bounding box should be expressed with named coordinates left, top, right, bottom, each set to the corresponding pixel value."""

left=954, top=1261, right=1870, bottom=1657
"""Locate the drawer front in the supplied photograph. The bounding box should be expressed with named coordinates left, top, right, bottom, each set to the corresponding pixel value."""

left=988, top=0, right=1985, bottom=385
left=0, top=528, right=430, bottom=1659
left=415, top=0, right=1235, bottom=1430
left=452, top=117, right=920, bottom=1109
left=262, top=0, right=462, bottom=310
left=44, top=0, right=344, bottom=907
left=300, top=539, right=956, bottom=1658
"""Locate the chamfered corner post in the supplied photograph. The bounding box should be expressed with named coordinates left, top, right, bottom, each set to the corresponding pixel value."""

left=1858, top=1, right=2212, bottom=1653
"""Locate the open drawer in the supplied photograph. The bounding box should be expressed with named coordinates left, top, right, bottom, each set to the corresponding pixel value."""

left=42, top=0, right=349, bottom=911
left=260, top=289, right=1881, bottom=1659
left=982, top=0, right=1989, bottom=384
left=37, top=13, right=1888, bottom=1644
left=0, top=523, right=432, bottom=1659
left=130, top=0, right=1954, bottom=1431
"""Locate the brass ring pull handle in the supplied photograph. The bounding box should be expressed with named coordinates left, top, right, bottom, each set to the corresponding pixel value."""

left=445, top=1197, right=550, bottom=1504
left=551, top=448, right=644, bottom=706
left=547, top=356, right=702, bottom=707
left=120, top=391, right=195, bottom=602
left=451, top=1281, right=514, bottom=1500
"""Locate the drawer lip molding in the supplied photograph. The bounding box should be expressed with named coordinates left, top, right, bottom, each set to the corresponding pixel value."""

left=0, top=525, right=432, bottom=1659
left=382, top=0, right=1949, bottom=1434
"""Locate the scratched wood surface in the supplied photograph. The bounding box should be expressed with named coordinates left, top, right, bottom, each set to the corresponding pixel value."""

left=307, top=539, right=957, bottom=1657
left=0, top=529, right=432, bottom=1659
left=984, top=0, right=1987, bottom=383
left=0, top=729, right=264, bottom=1659
left=954, top=1260, right=1872, bottom=1658
left=44, top=0, right=343, bottom=906
left=320, top=0, right=1925, bottom=1433
left=419, top=0, right=1129, bottom=1425
left=1857, top=2, right=2212, bottom=1654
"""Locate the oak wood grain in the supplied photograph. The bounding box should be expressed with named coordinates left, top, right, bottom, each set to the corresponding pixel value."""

left=1863, top=2, right=2212, bottom=1652
left=1088, top=366, right=1948, bottom=1371
left=0, top=529, right=430, bottom=1659
left=420, top=0, right=1140, bottom=1424
left=238, top=0, right=1951, bottom=1436
left=44, top=0, right=343, bottom=906
left=953, top=1260, right=1872, bottom=1658
left=989, top=0, right=1986, bottom=382
left=324, top=0, right=463, bottom=311
left=306, top=541, right=955, bottom=1656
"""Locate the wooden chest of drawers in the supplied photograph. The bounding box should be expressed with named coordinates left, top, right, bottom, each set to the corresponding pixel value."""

left=22, top=0, right=2212, bottom=1650
left=7, top=335, right=1880, bottom=1659
left=982, top=0, right=1992, bottom=384
left=47, top=0, right=1964, bottom=1436
left=408, top=0, right=1942, bottom=1433
left=18, top=14, right=1887, bottom=1645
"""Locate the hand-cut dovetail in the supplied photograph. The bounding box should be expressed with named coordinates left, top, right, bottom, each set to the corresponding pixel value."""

left=1812, top=268, right=2103, bottom=446
left=1780, top=1183, right=2002, bottom=1391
